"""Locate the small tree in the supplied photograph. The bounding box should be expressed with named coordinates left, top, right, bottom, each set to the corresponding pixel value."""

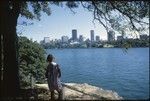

left=18, top=36, right=46, bottom=88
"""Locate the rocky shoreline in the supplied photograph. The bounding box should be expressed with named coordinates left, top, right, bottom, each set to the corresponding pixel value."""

left=35, top=83, right=123, bottom=100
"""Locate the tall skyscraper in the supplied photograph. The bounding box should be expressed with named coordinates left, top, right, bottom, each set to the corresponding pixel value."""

left=72, top=29, right=77, bottom=41
left=90, top=30, right=94, bottom=42
left=107, top=30, right=115, bottom=41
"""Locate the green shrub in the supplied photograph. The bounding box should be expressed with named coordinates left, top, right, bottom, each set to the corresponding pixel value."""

left=18, top=36, right=47, bottom=88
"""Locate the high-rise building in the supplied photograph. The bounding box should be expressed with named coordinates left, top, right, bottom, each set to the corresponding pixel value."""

left=96, top=36, right=100, bottom=42
left=61, top=36, right=69, bottom=43
left=108, top=30, right=115, bottom=41
left=90, top=30, right=94, bottom=42
left=79, top=35, right=84, bottom=42
left=72, top=29, right=77, bottom=41
left=44, top=37, right=50, bottom=43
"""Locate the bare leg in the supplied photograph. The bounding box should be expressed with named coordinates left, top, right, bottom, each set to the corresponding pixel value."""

left=51, top=90, right=55, bottom=100
left=58, top=89, right=63, bottom=100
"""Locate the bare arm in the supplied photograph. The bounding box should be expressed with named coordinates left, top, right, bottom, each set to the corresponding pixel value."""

left=45, top=65, right=49, bottom=78
left=57, top=64, right=61, bottom=78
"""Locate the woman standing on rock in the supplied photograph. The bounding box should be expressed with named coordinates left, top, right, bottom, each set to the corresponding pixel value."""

left=45, top=54, right=63, bottom=100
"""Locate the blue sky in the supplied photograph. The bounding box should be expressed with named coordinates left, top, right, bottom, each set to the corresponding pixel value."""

left=17, top=3, right=108, bottom=42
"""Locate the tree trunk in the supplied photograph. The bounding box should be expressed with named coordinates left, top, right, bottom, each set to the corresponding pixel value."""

left=0, top=1, right=21, bottom=99
left=0, top=22, right=2, bottom=99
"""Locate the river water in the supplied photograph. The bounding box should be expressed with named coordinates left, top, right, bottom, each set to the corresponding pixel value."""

left=46, top=48, right=149, bottom=99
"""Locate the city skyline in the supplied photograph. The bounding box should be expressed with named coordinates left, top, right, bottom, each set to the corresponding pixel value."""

left=17, top=3, right=108, bottom=43
left=39, top=29, right=104, bottom=42
left=16, top=3, right=148, bottom=43
left=42, top=29, right=101, bottom=43
left=42, top=29, right=149, bottom=43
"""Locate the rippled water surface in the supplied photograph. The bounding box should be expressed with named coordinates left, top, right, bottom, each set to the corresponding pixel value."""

left=46, top=48, right=149, bottom=99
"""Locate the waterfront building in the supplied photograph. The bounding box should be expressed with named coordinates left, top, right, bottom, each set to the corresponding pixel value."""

left=108, top=30, right=115, bottom=41
left=117, top=36, right=123, bottom=41
left=72, top=29, right=77, bottom=41
left=103, top=44, right=114, bottom=48
left=96, top=36, right=100, bottom=42
left=44, top=37, right=50, bottom=43
left=140, top=34, right=149, bottom=40
left=79, top=35, right=84, bottom=42
left=61, top=36, right=69, bottom=43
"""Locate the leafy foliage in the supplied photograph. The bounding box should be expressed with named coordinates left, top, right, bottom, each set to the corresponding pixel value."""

left=20, top=1, right=51, bottom=20
left=18, top=1, right=149, bottom=37
left=107, top=38, right=149, bottom=48
left=18, top=36, right=47, bottom=87
left=81, top=1, right=149, bottom=35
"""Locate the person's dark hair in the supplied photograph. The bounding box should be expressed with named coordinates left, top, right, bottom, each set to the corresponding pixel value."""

left=47, top=54, right=53, bottom=62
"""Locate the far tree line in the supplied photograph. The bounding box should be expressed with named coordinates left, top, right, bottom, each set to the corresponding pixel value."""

left=40, top=38, right=149, bottom=49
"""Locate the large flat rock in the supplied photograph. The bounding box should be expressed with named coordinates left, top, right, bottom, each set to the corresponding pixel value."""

left=35, top=83, right=123, bottom=100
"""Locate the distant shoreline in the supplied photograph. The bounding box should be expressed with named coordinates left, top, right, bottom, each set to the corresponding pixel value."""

left=44, top=47, right=149, bottom=49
